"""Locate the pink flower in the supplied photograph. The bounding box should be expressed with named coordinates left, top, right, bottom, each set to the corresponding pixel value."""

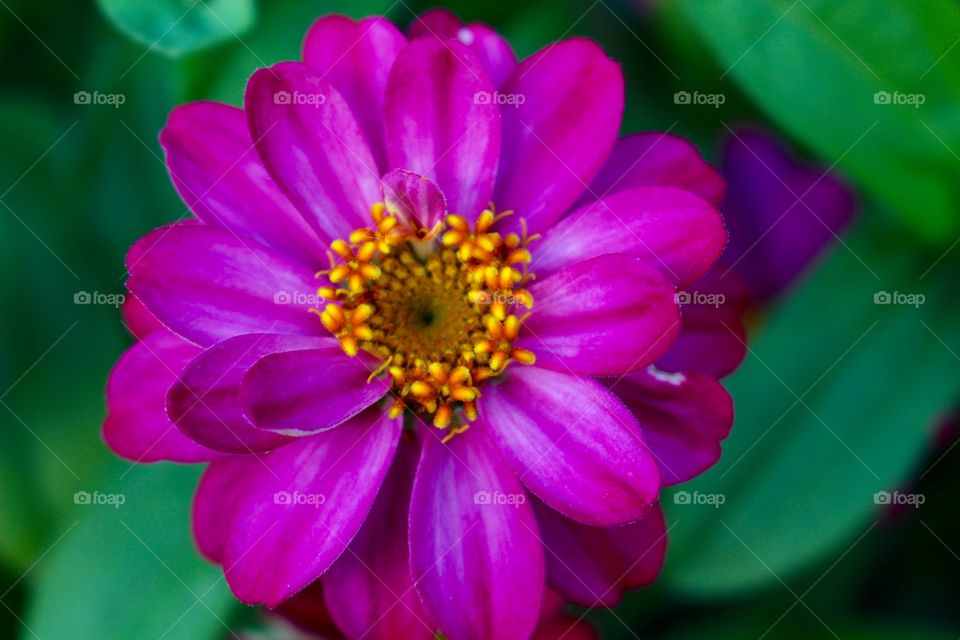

left=104, top=10, right=742, bottom=640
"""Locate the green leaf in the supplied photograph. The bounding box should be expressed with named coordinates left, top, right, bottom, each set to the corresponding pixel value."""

left=678, top=0, right=960, bottom=241
left=24, top=464, right=238, bottom=639
left=664, top=218, right=960, bottom=596
left=96, top=0, right=256, bottom=57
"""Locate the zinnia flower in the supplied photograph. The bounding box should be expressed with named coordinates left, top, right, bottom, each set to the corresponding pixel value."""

left=105, top=9, right=741, bottom=640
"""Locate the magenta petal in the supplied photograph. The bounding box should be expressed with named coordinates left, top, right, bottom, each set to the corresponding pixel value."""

left=381, top=169, right=447, bottom=230
left=301, top=15, right=406, bottom=171
left=410, top=432, right=544, bottom=640
left=408, top=9, right=516, bottom=87
left=481, top=366, right=660, bottom=525
left=384, top=37, right=500, bottom=221
left=323, top=436, right=436, bottom=639
left=121, top=294, right=164, bottom=340
left=167, top=334, right=337, bottom=453
left=193, top=455, right=257, bottom=563
left=583, top=133, right=725, bottom=207
left=656, top=267, right=749, bottom=379
left=494, top=39, right=623, bottom=235
left=518, top=254, right=680, bottom=375
left=160, top=102, right=325, bottom=264
left=245, top=62, right=381, bottom=243
left=535, top=187, right=726, bottom=287
left=223, top=409, right=400, bottom=606
left=533, top=499, right=667, bottom=607
left=610, top=367, right=733, bottom=485
left=242, top=345, right=390, bottom=436
left=126, top=223, right=320, bottom=347
left=103, top=330, right=218, bottom=463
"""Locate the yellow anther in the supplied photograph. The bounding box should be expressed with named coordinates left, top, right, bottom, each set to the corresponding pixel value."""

left=433, top=404, right=452, bottom=428
left=410, top=381, right=435, bottom=398
left=511, top=348, right=536, bottom=365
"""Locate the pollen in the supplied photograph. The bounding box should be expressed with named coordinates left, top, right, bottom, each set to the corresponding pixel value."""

left=317, top=203, right=537, bottom=437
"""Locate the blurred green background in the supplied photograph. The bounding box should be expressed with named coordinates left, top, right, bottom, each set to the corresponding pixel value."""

left=0, top=0, right=959, bottom=638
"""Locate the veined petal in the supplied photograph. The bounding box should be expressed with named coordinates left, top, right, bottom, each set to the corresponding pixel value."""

left=517, top=254, right=680, bottom=375
left=410, top=432, right=544, bottom=640
left=167, top=334, right=339, bottom=453
left=583, top=132, right=725, bottom=207
left=126, top=223, right=320, bottom=347
left=384, top=37, right=500, bottom=221
left=535, top=187, right=726, bottom=287
left=192, top=454, right=257, bottom=563
left=381, top=169, right=447, bottom=230
left=103, top=330, right=217, bottom=463
left=609, top=367, right=733, bottom=485
left=534, top=499, right=667, bottom=607
left=245, top=62, right=381, bottom=243
left=480, top=366, right=660, bottom=526
left=302, top=15, right=406, bottom=171
left=160, top=101, right=326, bottom=263
left=323, top=435, right=435, bottom=640
left=223, top=408, right=400, bottom=606
left=494, top=38, right=623, bottom=235
left=408, top=9, right=516, bottom=87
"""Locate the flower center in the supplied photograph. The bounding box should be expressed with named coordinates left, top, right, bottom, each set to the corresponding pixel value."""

left=314, top=203, right=538, bottom=438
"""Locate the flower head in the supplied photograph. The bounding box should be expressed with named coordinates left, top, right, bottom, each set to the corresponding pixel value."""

left=105, top=9, right=740, bottom=640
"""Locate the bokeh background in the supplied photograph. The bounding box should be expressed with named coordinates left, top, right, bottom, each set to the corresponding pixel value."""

left=1, top=0, right=959, bottom=638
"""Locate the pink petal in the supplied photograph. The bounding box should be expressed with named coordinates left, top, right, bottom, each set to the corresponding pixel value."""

left=103, top=330, right=218, bottom=463
left=323, top=435, right=436, bottom=639
left=167, top=334, right=338, bottom=454
left=301, top=15, right=406, bottom=171
left=121, top=294, right=164, bottom=339
left=160, top=101, right=325, bottom=264
left=408, top=9, right=516, bottom=87
left=245, top=62, right=381, bottom=243
left=381, top=169, right=447, bottom=231
left=656, top=267, right=749, bottom=379
left=535, top=187, right=727, bottom=287
left=410, top=432, right=544, bottom=640
left=192, top=454, right=257, bottom=563
left=126, top=223, right=320, bottom=347
left=384, top=37, right=500, bottom=221
left=534, top=499, right=667, bottom=608
left=493, top=39, right=623, bottom=235
left=518, top=254, right=680, bottom=375
left=480, top=366, right=660, bottom=525
left=610, top=367, right=733, bottom=485
left=583, top=133, right=725, bottom=207
left=241, top=344, right=390, bottom=436
left=223, top=408, right=400, bottom=606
